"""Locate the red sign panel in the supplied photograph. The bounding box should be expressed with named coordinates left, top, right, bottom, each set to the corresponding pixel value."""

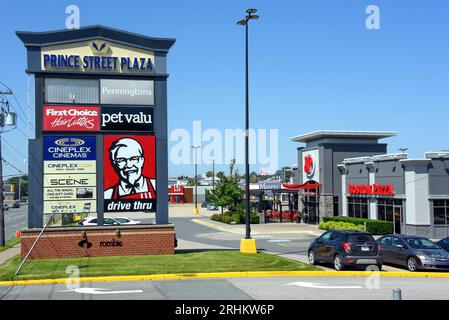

left=348, top=184, right=395, bottom=195
left=103, top=135, right=156, bottom=212
left=169, top=185, right=184, bottom=194
left=43, top=105, right=100, bottom=131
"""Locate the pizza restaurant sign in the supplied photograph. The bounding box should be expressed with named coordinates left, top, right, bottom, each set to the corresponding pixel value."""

left=348, top=184, right=395, bottom=196
left=41, top=40, right=154, bottom=73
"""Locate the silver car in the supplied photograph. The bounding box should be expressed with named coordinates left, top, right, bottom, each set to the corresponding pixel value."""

left=378, top=234, right=449, bottom=271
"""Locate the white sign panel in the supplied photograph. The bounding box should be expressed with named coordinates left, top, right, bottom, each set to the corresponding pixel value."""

left=302, top=149, right=320, bottom=183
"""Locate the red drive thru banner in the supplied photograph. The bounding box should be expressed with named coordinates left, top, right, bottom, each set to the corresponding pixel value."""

left=103, top=135, right=156, bottom=212
left=44, top=105, right=100, bottom=131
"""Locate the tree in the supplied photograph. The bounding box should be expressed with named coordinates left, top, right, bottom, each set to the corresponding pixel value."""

left=6, top=175, right=28, bottom=198
left=207, top=171, right=241, bottom=214
left=205, top=171, right=213, bottom=178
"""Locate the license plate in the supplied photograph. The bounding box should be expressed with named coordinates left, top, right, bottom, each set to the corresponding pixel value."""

left=361, top=246, right=370, bottom=252
left=356, top=259, right=377, bottom=265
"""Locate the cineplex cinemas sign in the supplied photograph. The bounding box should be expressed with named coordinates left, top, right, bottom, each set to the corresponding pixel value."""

left=44, top=106, right=153, bottom=132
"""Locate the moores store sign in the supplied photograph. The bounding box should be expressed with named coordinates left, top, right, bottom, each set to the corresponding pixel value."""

left=41, top=39, right=155, bottom=73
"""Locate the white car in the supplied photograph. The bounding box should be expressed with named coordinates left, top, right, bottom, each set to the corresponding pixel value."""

left=77, top=217, right=121, bottom=226
left=113, top=217, right=141, bottom=225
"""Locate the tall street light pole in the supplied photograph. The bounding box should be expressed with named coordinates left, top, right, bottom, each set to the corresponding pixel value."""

left=237, top=8, right=259, bottom=254
left=192, top=145, right=200, bottom=215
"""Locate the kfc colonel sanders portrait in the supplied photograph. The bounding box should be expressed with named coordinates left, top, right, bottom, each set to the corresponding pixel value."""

left=104, top=137, right=156, bottom=200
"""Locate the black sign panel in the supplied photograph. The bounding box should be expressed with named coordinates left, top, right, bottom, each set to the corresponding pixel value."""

left=101, top=106, right=153, bottom=132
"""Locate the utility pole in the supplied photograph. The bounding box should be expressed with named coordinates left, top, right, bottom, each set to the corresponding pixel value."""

left=212, top=158, right=215, bottom=189
left=18, top=175, right=21, bottom=203
left=0, top=93, right=17, bottom=246
left=191, top=145, right=200, bottom=215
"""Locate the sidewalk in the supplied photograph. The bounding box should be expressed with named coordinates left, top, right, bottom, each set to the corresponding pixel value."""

left=192, top=216, right=324, bottom=236
left=0, top=244, right=20, bottom=266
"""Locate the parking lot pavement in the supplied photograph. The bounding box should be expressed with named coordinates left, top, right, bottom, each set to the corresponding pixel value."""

left=172, top=216, right=410, bottom=273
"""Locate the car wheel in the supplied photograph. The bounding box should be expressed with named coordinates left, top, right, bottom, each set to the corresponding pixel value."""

left=407, top=257, right=418, bottom=272
left=334, top=254, right=345, bottom=271
left=376, top=264, right=382, bottom=271
left=308, top=250, right=317, bottom=265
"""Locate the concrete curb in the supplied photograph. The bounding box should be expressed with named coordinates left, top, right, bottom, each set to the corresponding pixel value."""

left=2, top=270, right=449, bottom=287
left=191, top=218, right=322, bottom=236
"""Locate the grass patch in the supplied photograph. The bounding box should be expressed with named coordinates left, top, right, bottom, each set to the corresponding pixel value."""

left=0, top=237, right=20, bottom=253
left=0, top=251, right=318, bottom=281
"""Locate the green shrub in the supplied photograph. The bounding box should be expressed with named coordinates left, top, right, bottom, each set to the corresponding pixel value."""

left=322, top=216, right=393, bottom=235
left=319, top=221, right=364, bottom=231
left=211, top=212, right=259, bottom=225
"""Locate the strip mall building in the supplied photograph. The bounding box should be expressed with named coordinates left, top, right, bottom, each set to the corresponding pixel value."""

left=291, top=131, right=449, bottom=238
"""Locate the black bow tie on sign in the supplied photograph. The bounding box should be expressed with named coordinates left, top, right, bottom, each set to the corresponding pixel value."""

left=125, top=182, right=140, bottom=194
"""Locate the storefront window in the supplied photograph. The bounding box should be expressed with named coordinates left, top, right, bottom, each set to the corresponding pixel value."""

left=333, top=196, right=339, bottom=217
left=347, top=197, right=368, bottom=219
left=45, top=78, right=99, bottom=104
left=303, top=195, right=319, bottom=224
left=433, top=200, right=449, bottom=225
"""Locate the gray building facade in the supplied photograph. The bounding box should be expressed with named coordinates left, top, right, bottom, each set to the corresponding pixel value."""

left=291, top=131, right=395, bottom=224
left=292, top=131, right=449, bottom=238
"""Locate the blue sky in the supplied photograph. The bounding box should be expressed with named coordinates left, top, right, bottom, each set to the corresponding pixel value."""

left=1, top=0, right=449, bottom=177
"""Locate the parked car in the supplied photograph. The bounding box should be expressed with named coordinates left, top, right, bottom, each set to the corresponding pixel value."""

left=77, top=217, right=121, bottom=226
left=3, top=204, right=9, bottom=211
left=435, top=237, right=449, bottom=252
left=12, top=201, right=20, bottom=208
left=207, top=203, right=219, bottom=211
left=201, top=201, right=207, bottom=208
left=308, top=230, right=382, bottom=271
left=377, top=234, right=449, bottom=271
left=113, top=217, right=141, bottom=225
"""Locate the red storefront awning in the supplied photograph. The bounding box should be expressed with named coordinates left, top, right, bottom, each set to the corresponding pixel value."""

left=282, top=181, right=321, bottom=191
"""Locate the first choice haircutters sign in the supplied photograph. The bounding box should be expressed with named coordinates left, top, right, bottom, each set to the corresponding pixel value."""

left=43, top=105, right=153, bottom=132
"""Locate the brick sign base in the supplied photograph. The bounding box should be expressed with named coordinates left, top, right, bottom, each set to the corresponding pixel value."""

left=21, top=224, right=175, bottom=260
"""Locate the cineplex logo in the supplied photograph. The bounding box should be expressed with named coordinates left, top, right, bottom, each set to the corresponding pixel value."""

left=44, top=106, right=100, bottom=131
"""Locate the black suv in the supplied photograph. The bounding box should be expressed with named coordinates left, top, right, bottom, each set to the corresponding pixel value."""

left=308, top=230, right=383, bottom=271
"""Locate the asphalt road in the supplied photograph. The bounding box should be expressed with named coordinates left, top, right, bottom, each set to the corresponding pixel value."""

left=2, top=276, right=449, bottom=300
left=171, top=217, right=317, bottom=258
left=4, top=205, right=27, bottom=241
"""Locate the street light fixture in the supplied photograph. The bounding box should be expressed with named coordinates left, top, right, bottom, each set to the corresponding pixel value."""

left=237, top=8, right=259, bottom=254
left=191, top=145, right=200, bottom=215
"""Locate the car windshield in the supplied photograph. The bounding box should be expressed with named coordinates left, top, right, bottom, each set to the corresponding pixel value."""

left=115, top=218, right=128, bottom=223
left=348, top=234, right=374, bottom=243
left=404, top=238, right=440, bottom=250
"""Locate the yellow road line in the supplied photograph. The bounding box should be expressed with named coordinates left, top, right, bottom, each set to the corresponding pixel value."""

left=1, top=270, right=449, bottom=287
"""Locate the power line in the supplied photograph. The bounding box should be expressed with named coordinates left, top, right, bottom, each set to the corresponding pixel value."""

left=2, top=158, right=26, bottom=175
left=2, top=138, right=27, bottom=159
left=0, top=80, right=32, bottom=127
left=0, top=80, right=35, bottom=135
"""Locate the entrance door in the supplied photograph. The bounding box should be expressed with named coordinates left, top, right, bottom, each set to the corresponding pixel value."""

left=393, top=206, right=401, bottom=234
